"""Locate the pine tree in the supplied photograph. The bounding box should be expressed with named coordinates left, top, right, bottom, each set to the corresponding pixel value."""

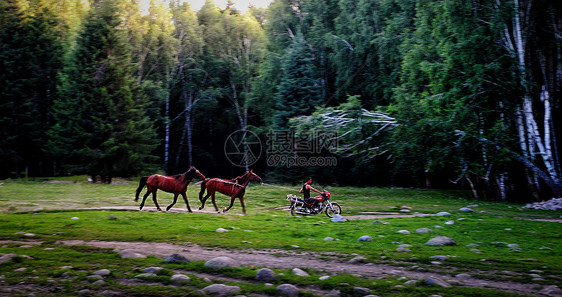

left=0, top=0, right=66, bottom=178
left=49, top=0, right=158, bottom=182
left=274, top=31, right=322, bottom=128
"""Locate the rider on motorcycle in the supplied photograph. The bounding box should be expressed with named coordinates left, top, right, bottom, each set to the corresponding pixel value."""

left=299, top=177, right=322, bottom=212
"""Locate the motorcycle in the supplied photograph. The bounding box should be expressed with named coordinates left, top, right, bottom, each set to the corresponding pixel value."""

left=287, top=190, right=342, bottom=218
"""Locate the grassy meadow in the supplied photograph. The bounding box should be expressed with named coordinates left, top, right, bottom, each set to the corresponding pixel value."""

left=0, top=177, right=560, bottom=296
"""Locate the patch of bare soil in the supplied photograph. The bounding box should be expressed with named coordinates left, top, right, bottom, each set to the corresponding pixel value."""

left=53, top=239, right=546, bottom=296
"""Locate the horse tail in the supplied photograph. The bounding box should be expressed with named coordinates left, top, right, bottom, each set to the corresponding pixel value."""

left=199, top=178, right=210, bottom=202
left=135, top=176, right=148, bottom=201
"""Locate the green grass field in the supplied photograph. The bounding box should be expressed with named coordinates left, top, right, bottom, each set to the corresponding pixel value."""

left=0, top=177, right=560, bottom=296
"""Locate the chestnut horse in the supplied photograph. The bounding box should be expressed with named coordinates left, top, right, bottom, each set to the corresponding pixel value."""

left=198, top=170, right=262, bottom=214
left=135, top=166, right=205, bottom=212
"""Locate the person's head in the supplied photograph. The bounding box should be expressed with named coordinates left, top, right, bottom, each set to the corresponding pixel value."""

left=304, top=177, right=312, bottom=184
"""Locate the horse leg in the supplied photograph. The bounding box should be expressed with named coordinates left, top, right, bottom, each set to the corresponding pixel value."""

left=152, top=191, right=162, bottom=211
left=223, top=196, right=236, bottom=213
left=199, top=192, right=211, bottom=210
left=180, top=192, right=192, bottom=213
left=239, top=196, right=247, bottom=215
left=139, top=190, right=152, bottom=210
left=166, top=193, right=179, bottom=211
left=211, top=193, right=219, bottom=212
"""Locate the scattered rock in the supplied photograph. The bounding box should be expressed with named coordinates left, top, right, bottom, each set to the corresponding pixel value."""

left=87, top=275, right=103, bottom=281
left=319, top=275, right=331, bottom=280
left=324, top=237, right=335, bottom=241
left=108, top=215, right=117, bottom=220
left=455, top=273, right=472, bottom=280
left=397, top=230, right=410, bottom=234
left=0, top=254, right=32, bottom=264
left=205, top=256, right=240, bottom=270
left=523, top=198, right=562, bottom=210
left=277, top=284, right=299, bottom=297
left=255, top=268, right=276, bottom=282
left=349, top=256, right=367, bottom=263
left=23, top=233, right=35, bottom=237
left=136, top=273, right=156, bottom=279
left=444, top=220, right=455, bottom=225
left=434, top=225, right=443, bottom=228
left=171, top=274, right=191, bottom=284
left=404, top=280, right=417, bottom=285
left=117, top=249, right=146, bottom=259
left=143, top=267, right=163, bottom=274
left=93, top=269, right=111, bottom=276
left=430, top=255, right=449, bottom=261
left=459, top=207, right=473, bottom=212
left=71, top=217, right=80, bottom=220
left=396, top=247, right=410, bottom=252
left=539, top=285, right=562, bottom=296
left=425, top=236, right=456, bottom=246
left=426, top=277, right=451, bottom=288
left=216, top=228, right=229, bottom=233
left=165, top=253, right=189, bottom=263
left=416, top=228, right=432, bottom=233
left=466, top=243, right=479, bottom=247
left=292, top=268, right=310, bottom=277
left=331, top=214, right=347, bottom=222
left=202, top=284, right=241, bottom=296
left=93, top=279, right=105, bottom=285
left=436, top=212, right=451, bottom=216
left=358, top=235, right=373, bottom=241
left=353, top=286, right=371, bottom=295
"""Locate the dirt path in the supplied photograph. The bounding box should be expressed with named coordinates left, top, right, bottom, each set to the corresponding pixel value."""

left=50, top=239, right=548, bottom=296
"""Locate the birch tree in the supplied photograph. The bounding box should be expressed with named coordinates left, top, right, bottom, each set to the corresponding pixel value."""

left=498, top=0, right=561, bottom=197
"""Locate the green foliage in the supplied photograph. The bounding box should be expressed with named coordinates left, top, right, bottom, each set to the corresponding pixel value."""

left=48, top=0, right=158, bottom=179
left=274, top=31, right=322, bottom=128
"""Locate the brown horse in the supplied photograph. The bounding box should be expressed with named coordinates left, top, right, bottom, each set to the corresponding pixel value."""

left=135, top=166, right=206, bottom=212
left=198, top=170, right=262, bottom=214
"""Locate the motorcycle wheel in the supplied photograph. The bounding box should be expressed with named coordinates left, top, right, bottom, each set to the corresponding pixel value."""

left=325, top=202, right=341, bottom=218
left=290, top=205, right=297, bottom=216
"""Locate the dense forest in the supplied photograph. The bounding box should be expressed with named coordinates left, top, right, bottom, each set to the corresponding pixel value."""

left=1, top=0, right=560, bottom=202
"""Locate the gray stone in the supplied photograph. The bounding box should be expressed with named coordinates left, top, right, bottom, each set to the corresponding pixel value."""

left=397, top=230, right=410, bottom=234
left=165, top=253, right=189, bottom=263
left=93, top=269, right=111, bottom=276
left=396, top=247, right=410, bottom=252
left=292, top=268, right=310, bottom=277
left=118, top=250, right=146, bottom=259
left=459, top=207, right=473, bottom=212
left=331, top=214, right=347, bottom=222
left=171, top=274, right=191, bottom=284
left=436, top=212, right=451, bottom=216
left=87, top=275, right=103, bottom=281
left=416, top=228, right=432, bottom=233
left=444, top=220, right=455, bottom=225
left=353, top=287, right=371, bottom=296
left=426, top=277, right=451, bottom=288
left=108, top=215, right=117, bottom=220
left=430, top=255, right=449, bottom=261
left=143, top=267, right=163, bottom=274
left=404, top=280, right=417, bottom=285
left=277, top=284, right=299, bottom=297
left=358, top=235, right=373, bottom=241
left=93, top=280, right=105, bottom=285
left=136, top=273, right=156, bottom=278
left=205, top=256, right=240, bottom=270
left=202, top=284, right=241, bottom=296
left=216, top=228, right=229, bottom=233
left=539, top=285, right=562, bottom=296
left=349, top=256, right=367, bottom=263
left=425, top=236, right=456, bottom=246
left=324, top=237, right=335, bottom=241
left=319, top=275, right=331, bottom=280
left=0, top=254, right=31, bottom=264
left=255, top=268, right=276, bottom=282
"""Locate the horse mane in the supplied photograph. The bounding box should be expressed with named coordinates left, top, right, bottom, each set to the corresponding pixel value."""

left=174, top=167, right=195, bottom=182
